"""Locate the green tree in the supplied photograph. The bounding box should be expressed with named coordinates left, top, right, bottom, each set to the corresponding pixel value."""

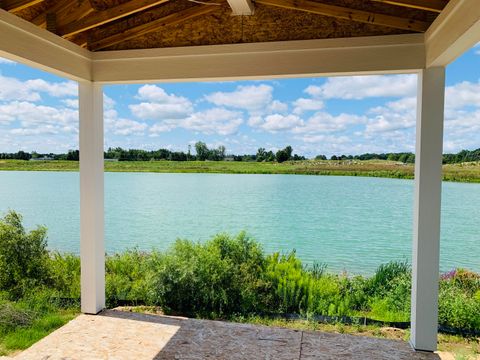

left=195, top=141, right=209, bottom=161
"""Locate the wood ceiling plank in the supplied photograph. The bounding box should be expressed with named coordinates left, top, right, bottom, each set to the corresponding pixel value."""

left=256, top=0, right=431, bottom=32
left=90, top=2, right=222, bottom=51
left=371, top=0, right=448, bottom=13
left=58, top=0, right=170, bottom=37
left=2, top=0, right=44, bottom=12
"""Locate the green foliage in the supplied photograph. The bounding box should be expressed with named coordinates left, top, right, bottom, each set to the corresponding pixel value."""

left=49, top=252, right=80, bottom=299
left=365, top=260, right=410, bottom=297
left=0, top=211, right=52, bottom=298
left=439, top=270, right=480, bottom=331
left=148, top=232, right=268, bottom=317
left=105, top=249, right=153, bottom=307
left=1, top=211, right=480, bottom=339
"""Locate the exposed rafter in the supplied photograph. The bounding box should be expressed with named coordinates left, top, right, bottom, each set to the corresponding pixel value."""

left=371, top=0, right=448, bottom=13
left=1, top=0, right=44, bottom=12
left=58, top=0, right=170, bottom=37
left=89, top=2, right=222, bottom=51
left=31, top=0, right=94, bottom=30
left=226, top=0, right=254, bottom=15
left=256, top=0, right=430, bottom=32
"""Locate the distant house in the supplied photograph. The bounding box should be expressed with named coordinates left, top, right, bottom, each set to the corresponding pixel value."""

left=224, top=156, right=235, bottom=162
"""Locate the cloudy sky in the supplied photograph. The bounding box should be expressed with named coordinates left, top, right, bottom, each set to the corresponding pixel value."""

left=0, top=43, right=479, bottom=157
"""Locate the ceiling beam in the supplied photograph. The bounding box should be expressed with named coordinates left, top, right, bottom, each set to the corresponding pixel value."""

left=256, top=0, right=430, bottom=32
left=1, top=0, right=44, bottom=12
left=226, top=0, right=254, bottom=15
left=370, top=0, right=448, bottom=13
left=89, top=2, right=222, bottom=51
left=58, top=0, right=170, bottom=38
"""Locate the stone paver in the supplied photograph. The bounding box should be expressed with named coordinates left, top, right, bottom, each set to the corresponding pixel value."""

left=11, top=310, right=441, bottom=360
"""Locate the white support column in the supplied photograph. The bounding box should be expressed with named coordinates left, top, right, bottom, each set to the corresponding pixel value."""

left=79, top=82, right=105, bottom=314
left=410, top=67, right=445, bottom=352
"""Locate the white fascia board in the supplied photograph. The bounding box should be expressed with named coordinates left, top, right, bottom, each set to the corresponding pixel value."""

left=0, top=9, right=91, bottom=81
left=426, top=0, right=480, bottom=67
left=91, top=34, right=426, bottom=84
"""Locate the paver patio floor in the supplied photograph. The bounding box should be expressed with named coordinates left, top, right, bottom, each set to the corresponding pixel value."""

left=9, top=309, right=442, bottom=359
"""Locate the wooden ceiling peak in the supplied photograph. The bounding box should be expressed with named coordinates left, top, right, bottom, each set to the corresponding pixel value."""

left=2, top=0, right=450, bottom=52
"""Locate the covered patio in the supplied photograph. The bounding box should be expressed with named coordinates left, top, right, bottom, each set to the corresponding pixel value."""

left=0, top=0, right=479, bottom=355
left=7, top=309, right=442, bottom=359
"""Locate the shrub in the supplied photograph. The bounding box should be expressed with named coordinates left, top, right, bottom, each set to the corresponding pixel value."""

left=439, top=273, right=480, bottom=331
left=148, top=232, right=268, bottom=317
left=0, top=211, right=51, bottom=298
left=49, top=252, right=80, bottom=299
left=105, top=249, right=152, bottom=307
left=365, top=260, right=410, bottom=298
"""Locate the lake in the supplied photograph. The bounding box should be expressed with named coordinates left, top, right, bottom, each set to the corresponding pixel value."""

left=0, top=171, right=478, bottom=274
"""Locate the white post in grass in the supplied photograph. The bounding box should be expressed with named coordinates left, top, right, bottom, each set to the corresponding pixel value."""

left=410, top=67, right=445, bottom=352
left=79, top=82, right=105, bottom=314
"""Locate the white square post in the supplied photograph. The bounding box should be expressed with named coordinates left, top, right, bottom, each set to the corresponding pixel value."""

left=79, top=82, right=105, bottom=314
left=410, top=67, right=445, bottom=352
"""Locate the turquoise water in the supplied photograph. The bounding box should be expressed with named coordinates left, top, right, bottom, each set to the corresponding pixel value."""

left=0, top=171, right=479, bottom=274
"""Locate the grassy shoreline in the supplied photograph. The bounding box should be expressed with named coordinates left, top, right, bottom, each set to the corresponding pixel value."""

left=1, top=159, right=480, bottom=183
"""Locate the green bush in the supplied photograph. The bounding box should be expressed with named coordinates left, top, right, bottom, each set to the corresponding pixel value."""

left=147, top=232, right=268, bottom=317
left=106, top=249, right=152, bottom=307
left=439, top=272, right=480, bottom=331
left=0, top=211, right=51, bottom=298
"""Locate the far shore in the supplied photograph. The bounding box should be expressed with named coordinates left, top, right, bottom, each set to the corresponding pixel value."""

left=1, top=159, right=480, bottom=183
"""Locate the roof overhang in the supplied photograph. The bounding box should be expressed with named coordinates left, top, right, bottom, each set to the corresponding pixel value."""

left=0, top=0, right=479, bottom=83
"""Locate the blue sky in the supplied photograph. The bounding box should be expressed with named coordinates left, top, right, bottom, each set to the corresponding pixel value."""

left=0, top=43, right=479, bottom=157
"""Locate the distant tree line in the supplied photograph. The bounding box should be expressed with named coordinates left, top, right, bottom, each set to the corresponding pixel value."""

left=2, top=146, right=479, bottom=164
left=321, top=148, right=480, bottom=164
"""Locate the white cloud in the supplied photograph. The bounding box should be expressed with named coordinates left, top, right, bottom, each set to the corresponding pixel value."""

left=365, top=97, right=417, bottom=134
left=268, top=100, right=288, bottom=113
left=0, top=75, right=41, bottom=102
left=0, top=75, right=76, bottom=102
left=293, top=98, right=324, bottom=114
left=205, top=84, right=274, bottom=113
left=105, top=108, right=147, bottom=136
left=0, top=101, right=78, bottom=141
left=62, top=99, right=79, bottom=109
left=445, top=80, right=480, bottom=111
left=250, top=114, right=304, bottom=132
left=130, top=85, right=193, bottom=120
left=181, top=108, right=243, bottom=135
left=24, top=79, right=77, bottom=98
left=0, top=58, right=15, bottom=65
left=0, top=101, right=78, bottom=128
left=293, top=112, right=366, bottom=134
left=305, top=75, right=417, bottom=100
left=475, top=42, right=480, bottom=55
left=148, top=120, right=178, bottom=134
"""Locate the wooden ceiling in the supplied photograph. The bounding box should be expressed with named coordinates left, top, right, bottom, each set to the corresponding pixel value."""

left=2, top=0, right=449, bottom=51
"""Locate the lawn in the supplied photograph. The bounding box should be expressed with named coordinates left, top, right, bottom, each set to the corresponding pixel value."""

left=1, top=159, right=480, bottom=182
